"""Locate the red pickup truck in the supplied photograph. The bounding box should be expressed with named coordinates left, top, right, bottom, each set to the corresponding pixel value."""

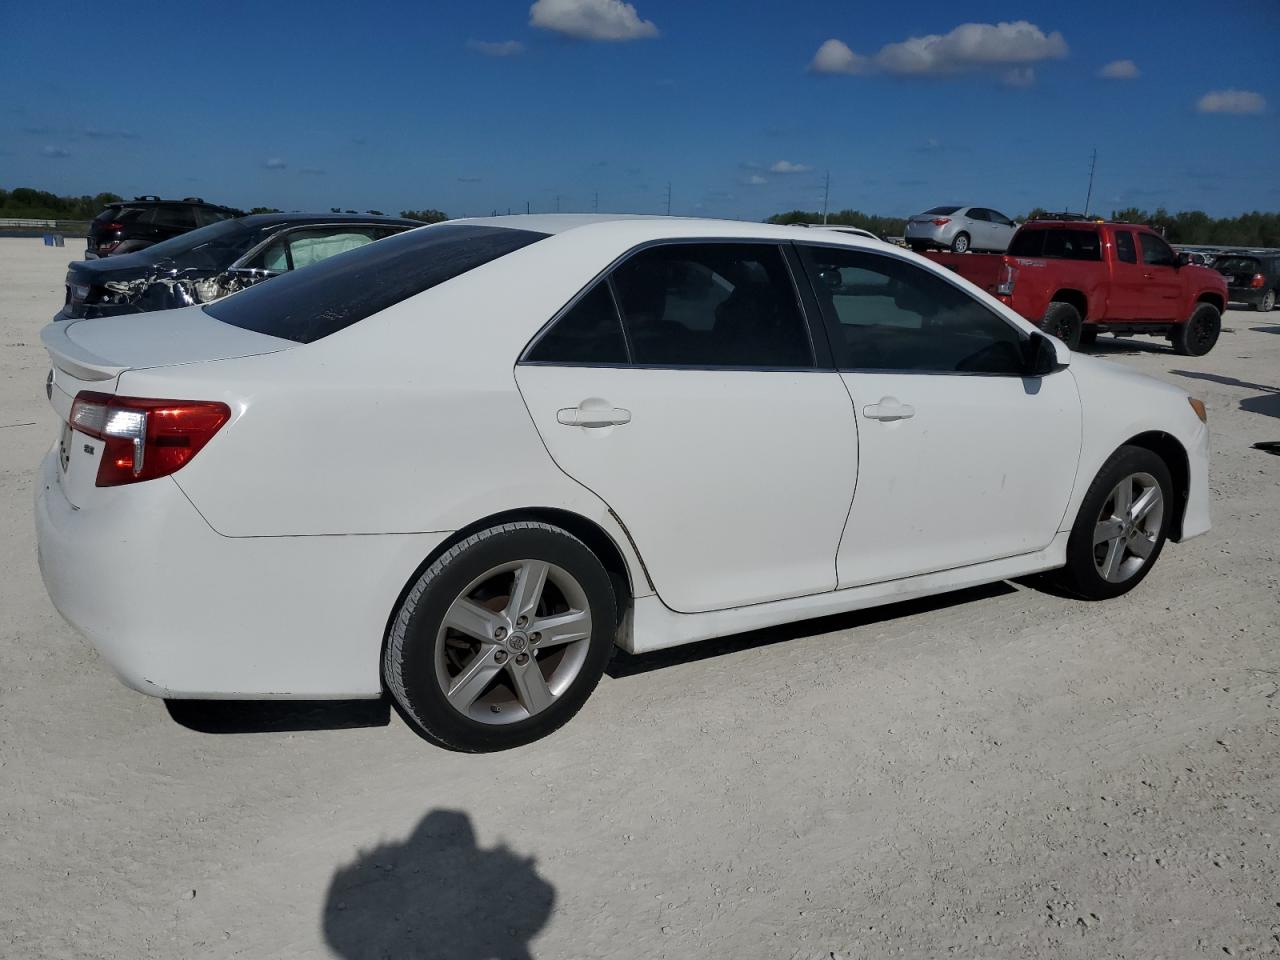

left=926, top=219, right=1228, bottom=356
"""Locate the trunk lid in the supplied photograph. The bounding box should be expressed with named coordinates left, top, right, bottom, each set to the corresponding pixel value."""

left=43, top=307, right=293, bottom=507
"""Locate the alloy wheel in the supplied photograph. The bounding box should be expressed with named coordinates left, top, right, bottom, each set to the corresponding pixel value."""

left=434, top=560, right=593, bottom=724
left=1092, top=472, right=1164, bottom=583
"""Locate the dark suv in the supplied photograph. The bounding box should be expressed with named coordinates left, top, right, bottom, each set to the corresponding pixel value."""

left=59, top=213, right=420, bottom=320
left=85, top=196, right=244, bottom=259
left=1215, top=251, right=1280, bottom=312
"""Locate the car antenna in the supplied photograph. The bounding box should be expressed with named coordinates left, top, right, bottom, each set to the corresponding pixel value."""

left=1083, top=148, right=1097, bottom=217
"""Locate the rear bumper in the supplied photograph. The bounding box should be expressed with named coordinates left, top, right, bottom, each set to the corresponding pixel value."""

left=904, top=224, right=952, bottom=247
left=35, top=448, right=449, bottom=699
left=1226, top=288, right=1266, bottom=306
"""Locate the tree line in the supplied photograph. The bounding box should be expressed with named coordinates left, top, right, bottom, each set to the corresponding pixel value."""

left=771, top=207, right=1280, bottom=247
left=0, top=186, right=452, bottom=224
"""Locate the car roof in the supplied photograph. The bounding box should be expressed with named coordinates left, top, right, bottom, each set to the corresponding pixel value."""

left=446, top=213, right=884, bottom=245
left=236, top=213, right=422, bottom=228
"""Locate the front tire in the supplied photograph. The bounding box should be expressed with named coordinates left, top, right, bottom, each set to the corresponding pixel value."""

left=1042, top=301, right=1083, bottom=350
left=1048, top=446, right=1172, bottom=600
left=1172, top=303, right=1221, bottom=356
left=950, top=232, right=970, bottom=254
left=384, top=522, right=617, bottom=752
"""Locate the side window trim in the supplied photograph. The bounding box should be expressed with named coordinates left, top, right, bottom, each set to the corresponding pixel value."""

left=519, top=237, right=826, bottom=372
left=518, top=277, right=633, bottom=368
left=795, top=242, right=1031, bottom=377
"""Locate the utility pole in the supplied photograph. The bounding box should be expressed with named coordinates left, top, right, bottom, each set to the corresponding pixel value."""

left=526, top=200, right=530, bottom=215
left=665, top=181, right=672, bottom=216
left=822, top=170, right=831, bottom=224
left=593, top=190, right=599, bottom=213
left=555, top=194, right=561, bottom=213
left=1084, top=148, right=1097, bottom=216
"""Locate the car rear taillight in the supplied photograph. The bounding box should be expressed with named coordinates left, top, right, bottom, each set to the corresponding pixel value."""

left=996, top=263, right=1018, bottom=296
left=70, top=391, right=231, bottom=486
left=97, top=241, right=121, bottom=255
left=932, top=218, right=951, bottom=226
left=1250, top=273, right=1266, bottom=289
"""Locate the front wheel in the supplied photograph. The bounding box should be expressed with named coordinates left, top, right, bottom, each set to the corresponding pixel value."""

left=384, top=522, right=618, bottom=752
left=1172, top=303, right=1221, bottom=356
left=1048, top=446, right=1173, bottom=600
left=950, top=232, right=970, bottom=254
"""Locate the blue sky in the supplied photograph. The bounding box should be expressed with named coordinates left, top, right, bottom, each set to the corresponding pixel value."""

left=2, top=0, right=1277, bottom=220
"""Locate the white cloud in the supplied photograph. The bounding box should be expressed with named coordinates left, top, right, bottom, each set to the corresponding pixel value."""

left=529, top=0, right=658, bottom=41
left=1098, top=59, right=1139, bottom=80
left=744, top=174, right=768, bottom=186
left=810, top=39, right=870, bottom=75
left=468, top=39, right=525, bottom=57
left=1001, top=66, right=1036, bottom=88
left=770, top=160, right=811, bottom=174
left=263, top=157, right=287, bottom=170
left=812, top=20, right=1067, bottom=79
left=1196, top=89, right=1266, bottom=114
left=41, top=145, right=69, bottom=158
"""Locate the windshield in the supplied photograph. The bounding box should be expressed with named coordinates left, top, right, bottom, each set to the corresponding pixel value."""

left=205, top=224, right=548, bottom=343
left=132, top=219, right=258, bottom=269
left=923, top=206, right=961, bottom=216
left=1215, top=256, right=1260, bottom=275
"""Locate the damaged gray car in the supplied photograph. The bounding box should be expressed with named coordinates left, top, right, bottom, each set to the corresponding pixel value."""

left=56, top=213, right=419, bottom=320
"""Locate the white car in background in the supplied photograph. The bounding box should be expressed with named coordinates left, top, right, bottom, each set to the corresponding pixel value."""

left=906, top=205, right=1018, bottom=253
left=35, top=215, right=1210, bottom=751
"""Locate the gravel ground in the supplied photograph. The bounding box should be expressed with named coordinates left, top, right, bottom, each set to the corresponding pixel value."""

left=1, top=236, right=1277, bottom=959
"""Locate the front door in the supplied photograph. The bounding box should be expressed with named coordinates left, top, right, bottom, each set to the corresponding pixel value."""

left=515, top=241, right=859, bottom=614
left=796, top=243, right=1081, bottom=587
left=1135, top=232, right=1184, bottom=321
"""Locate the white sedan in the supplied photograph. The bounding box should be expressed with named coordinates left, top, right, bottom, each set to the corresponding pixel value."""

left=35, top=215, right=1211, bottom=751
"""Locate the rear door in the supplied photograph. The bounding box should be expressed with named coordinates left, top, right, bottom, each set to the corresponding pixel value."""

left=515, top=241, right=859, bottom=614
left=1136, top=232, right=1183, bottom=320
left=964, top=208, right=993, bottom=249
left=797, top=243, right=1080, bottom=586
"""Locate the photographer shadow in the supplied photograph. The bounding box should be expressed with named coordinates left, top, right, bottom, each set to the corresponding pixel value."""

left=323, top=809, right=554, bottom=960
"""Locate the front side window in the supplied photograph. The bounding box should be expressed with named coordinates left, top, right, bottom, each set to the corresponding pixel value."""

left=989, top=210, right=1015, bottom=227
left=1139, top=233, right=1177, bottom=267
left=525, top=281, right=628, bottom=364
left=206, top=224, right=547, bottom=343
left=801, top=246, right=1025, bottom=375
left=1114, top=231, right=1137, bottom=264
left=243, top=228, right=382, bottom=273
left=609, top=243, right=813, bottom=368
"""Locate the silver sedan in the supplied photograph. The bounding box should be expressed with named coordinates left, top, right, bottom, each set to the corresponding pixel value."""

left=905, top=205, right=1017, bottom=254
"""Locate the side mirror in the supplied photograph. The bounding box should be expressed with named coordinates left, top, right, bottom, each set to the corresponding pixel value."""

left=1022, top=332, right=1068, bottom=376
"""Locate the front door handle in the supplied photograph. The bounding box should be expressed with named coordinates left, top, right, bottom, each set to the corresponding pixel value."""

left=556, top=404, right=632, bottom=428
left=863, top=396, right=915, bottom=421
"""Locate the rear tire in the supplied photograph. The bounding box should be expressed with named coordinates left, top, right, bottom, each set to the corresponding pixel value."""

left=1256, top=289, right=1276, bottom=313
left=1048, top=445, right=1172, bottom=600
left=1079, top=327, right=1098, bottom=347
left=1042, top=301, right=1083, bottom=350
left=950, top=232, right=970, bottom=254
left=383, top=522, right=617, bottom=752
left=1172, top=303, right=1221, bottom=356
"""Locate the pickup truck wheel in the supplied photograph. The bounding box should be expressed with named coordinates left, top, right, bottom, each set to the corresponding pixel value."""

left=1172, top=303, right=1221, bottom=356
left=1257, top=289, right=1276, bottom=313
left=1042, top=302, right=1083, bottom=350
left=950, top=232, right=970, bottom=254
left=1049, top=445, right=1172, bottom=600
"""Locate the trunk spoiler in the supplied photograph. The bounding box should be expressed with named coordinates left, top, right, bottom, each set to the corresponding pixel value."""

left=41, top=320, right=126, bottom=382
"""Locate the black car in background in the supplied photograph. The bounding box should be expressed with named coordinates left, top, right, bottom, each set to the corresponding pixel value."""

left=85, top=196, right=245, bottom=258
left=59, top=213, right=420, bottom=320
left=1215, top=251, right=1280, bottom=312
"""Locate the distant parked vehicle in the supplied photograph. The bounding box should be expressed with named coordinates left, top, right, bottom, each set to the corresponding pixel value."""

left=926, top=218, right=1228, bottom=355
left=906, top=205, right=1017, bottom=254
left=1214, top=251, right=1280, bottom=312
left=791, top=223, right=884, bottom=242
left=57, top=213, right=419, bottom=320
left=85, top=196, right=244, bottom=259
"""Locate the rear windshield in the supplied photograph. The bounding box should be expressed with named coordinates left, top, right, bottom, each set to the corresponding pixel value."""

left=1215, top=256, right=1260, bottom=275
left=1008, top=228, right=1101, bottom=261
left=923, top=206, right=960, bottom=215
left=205, top=224, right=548, bottom=343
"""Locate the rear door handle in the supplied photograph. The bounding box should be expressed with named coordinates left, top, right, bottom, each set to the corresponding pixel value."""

left=862, top=396, right=915, bottom=421
left=556, top=405, right=632, bottom=428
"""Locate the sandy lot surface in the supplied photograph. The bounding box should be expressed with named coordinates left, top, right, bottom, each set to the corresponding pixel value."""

left=1, top=236, right=1277, bottom=959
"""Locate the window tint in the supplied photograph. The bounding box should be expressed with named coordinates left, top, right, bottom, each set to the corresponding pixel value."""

left=609, top=243, right=812, bottom=368
left=206, top=224, right=547, bottom=343
left=967, top=208, right=990, bottom=221
left=194, top=207, right=236, bottom=227
left=150, top=205, right=198, bottom=229
left=989, top=210, right=1014, bottom=227
left=1215, top=256, right=1260, bottom=275
left=243, top=228, right=381, bottom=272
left=1114, top=231, right=1137, bottom=264
left=802, top=246, right=1026, bottom=375
left=1008, top=228, right=1100, bottom=260
left=1139, top=233, right=1177, bottom=267
left=924, top=206, right=960, bottom=215
left=525, top=282, right=628, bottom=364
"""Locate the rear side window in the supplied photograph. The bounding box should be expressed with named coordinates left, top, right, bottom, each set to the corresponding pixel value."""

left=1008, top=229, right=1100, bottom=260
left=150, top=205, right=199, bottom=229
left=525, top=282, right=628, bottom=364
left=206, top=224, right=546, bottom=343
left=1114, top=231, right=1137, bottom=263
left=967, top=208, right=990, bottom=221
